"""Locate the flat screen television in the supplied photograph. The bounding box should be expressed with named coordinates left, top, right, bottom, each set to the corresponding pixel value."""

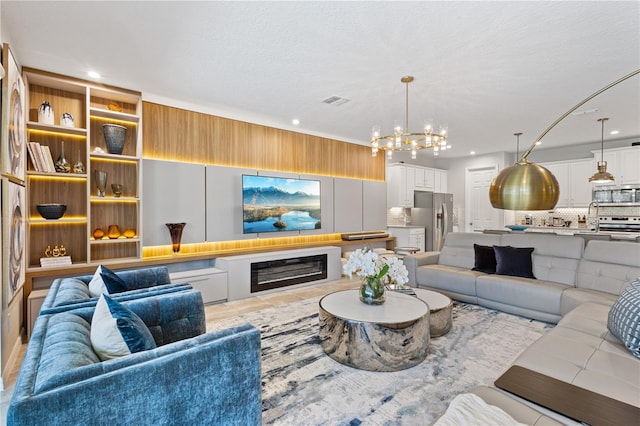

left=242, top=175, right=321, bottom=234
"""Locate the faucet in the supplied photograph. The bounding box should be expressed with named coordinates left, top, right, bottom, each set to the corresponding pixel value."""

left=588, top=200, right=600, bottom=232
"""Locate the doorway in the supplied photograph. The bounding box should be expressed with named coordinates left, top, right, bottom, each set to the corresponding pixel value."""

left=465, top=166, right=502, bottom=232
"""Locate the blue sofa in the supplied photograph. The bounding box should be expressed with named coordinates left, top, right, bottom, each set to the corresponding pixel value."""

left=39, top=266, right=191, bottom=315
left=8, top=290, right=262, bottom=425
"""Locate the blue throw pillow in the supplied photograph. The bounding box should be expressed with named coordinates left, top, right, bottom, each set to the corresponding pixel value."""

left=90, top=294, right=157, bottom=361
left=608, top=279, right=640, bottom=359
left=88, top=265, right=128, bottom=297
left=472, top=244, right=497, bottom=274
left=100, top=266, right=128, bottom=294
left=493, top=245, right=535, bottom=279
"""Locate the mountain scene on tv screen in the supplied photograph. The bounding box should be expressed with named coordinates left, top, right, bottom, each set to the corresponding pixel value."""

left=243, top=178, right=321, bottom=233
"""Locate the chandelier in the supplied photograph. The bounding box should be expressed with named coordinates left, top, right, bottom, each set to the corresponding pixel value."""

left=371, top=76, right=450, bottom=159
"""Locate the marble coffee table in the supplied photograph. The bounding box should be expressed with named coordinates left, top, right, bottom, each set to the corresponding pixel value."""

left=413, top=288, right=453, bottom=337
left=318, top=289, right=430, bottom=372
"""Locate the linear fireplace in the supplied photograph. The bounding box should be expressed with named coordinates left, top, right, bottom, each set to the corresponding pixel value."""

left=250, top=254, right=328, bottom=293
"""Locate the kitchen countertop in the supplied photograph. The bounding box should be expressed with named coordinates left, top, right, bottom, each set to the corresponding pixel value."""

left=387, top=225, right=426, bottom=229
left=523, top=227, right=639, bottom=240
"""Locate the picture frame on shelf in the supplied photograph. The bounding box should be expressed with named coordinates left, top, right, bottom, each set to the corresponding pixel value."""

left=1, top=43, right=26, bottom=183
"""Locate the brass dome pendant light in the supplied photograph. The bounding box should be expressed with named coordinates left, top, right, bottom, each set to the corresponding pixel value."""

left=490, top=68, right=640, bottom=210
left=589, top=118, right=615, bottom=183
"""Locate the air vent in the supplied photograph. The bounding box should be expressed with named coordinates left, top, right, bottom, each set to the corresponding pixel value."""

left=571, top=108, right=599, bottom=116
left=322, top=96, right=350, bottom=106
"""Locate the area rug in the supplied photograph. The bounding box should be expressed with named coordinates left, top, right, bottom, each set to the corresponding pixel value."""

left=207, top=296, right=552, bottom=425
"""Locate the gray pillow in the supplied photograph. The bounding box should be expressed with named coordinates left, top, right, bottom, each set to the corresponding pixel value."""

left=608, top=278, right=640, bottom=359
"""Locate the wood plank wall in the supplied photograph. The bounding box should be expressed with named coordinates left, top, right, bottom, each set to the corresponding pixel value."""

left=142, top=102, right=385, bottom=181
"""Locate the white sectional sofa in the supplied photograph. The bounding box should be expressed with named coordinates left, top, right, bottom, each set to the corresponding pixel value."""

left=404, top=233, right=640, bottom=425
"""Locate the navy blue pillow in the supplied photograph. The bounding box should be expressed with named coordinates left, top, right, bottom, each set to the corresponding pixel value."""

left=493, top=245, right=535, bottom=279
left=100, top=266, right=128, bottom=294
left=472, top=244, right=497, bottom=274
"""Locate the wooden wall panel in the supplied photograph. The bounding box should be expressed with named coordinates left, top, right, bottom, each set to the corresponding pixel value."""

left=142, top=102, right=385, bottom=180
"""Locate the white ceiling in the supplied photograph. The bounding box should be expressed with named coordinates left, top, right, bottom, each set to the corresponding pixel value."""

left=2, top=1, right=639, bottom=159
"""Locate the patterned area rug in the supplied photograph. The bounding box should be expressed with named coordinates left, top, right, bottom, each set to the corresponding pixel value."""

left=207, top=295, right=552, bottom=425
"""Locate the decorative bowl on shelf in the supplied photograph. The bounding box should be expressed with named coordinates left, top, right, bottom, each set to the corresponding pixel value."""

left=103, top=124, right=127, bottom=155
left=505, top=224, right=529, bottom=232
left=36, top=203, right=67, bottom=220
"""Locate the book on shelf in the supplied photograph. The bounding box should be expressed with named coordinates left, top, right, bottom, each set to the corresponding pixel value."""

left=40, top=145, right=56, bottom=172
left=27, top=142, right=45, bottom=172
left=40, top=256, right=72, bottom=267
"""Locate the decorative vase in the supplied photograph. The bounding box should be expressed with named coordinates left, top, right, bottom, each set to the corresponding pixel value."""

left=73, top=149, right=85, bottom=174
left=60, top=112, right=75, bottom=127
left=38, top=101, right=54, bottom=125
left=166, top=223, right=186, bottom=253
left=111, top=183, right=123, bottom=197
left=359, top=276, right=385, bottom=305
left=107, top=224, right=121, bottom=239
left=123, top=228, right=136, bottom=238
left=103, top=124, right=127, bottom=155
left=54, top=141, right=71, bottom=173
left=94, top=170, right=107, bottom=197
left=93, top=228, right=105, bottom=239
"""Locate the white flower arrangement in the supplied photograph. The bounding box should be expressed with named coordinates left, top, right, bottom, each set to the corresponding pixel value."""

left=343, top=248, right=409, bottom=287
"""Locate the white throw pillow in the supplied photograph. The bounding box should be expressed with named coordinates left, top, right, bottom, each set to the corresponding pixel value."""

left=90, top=294, right=156, bottom=361
left=88, top=265, right=107, bottom=297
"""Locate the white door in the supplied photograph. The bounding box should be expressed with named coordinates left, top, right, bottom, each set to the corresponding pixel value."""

left=465, top=166, right=501, bottom=232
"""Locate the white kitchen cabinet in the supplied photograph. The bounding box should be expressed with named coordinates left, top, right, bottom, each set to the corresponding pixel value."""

left=541, top=159, right=593, bottom=207
left=414, top=167, right=434, bottom=191
left=435, top=169, right=448, bottom=193
left=568, top=159, right=594, bottom=206
left=387, top=164, right=415, bottom=207
left=594, top=146, right=640, bottom=185
left=387, top=226, right=425, bottom=251
left=387, top=164, right=448, bottom=208
left=543, top=162, right=570, bottom=206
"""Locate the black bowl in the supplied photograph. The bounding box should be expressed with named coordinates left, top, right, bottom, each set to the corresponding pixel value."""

left=37, top=204, right=67, bottom=220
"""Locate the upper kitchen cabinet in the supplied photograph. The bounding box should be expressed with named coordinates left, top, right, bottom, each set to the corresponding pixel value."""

left=23, top=68, right=142, bottom=269
left=541, top=159, right=593, bottom=207
left=596, top=146, right=640, bottom=185
left=387, top=164, right=415, bottom=207
left=387, top=163, right=449, bottom=208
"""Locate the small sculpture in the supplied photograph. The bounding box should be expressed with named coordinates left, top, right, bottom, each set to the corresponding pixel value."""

left=60, top=112, right=75, bottom=127
left=38, top=101, right=54, bottom=125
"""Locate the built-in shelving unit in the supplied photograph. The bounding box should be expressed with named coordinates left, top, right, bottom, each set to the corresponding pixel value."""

left=23, top=68, right=142, bottom=269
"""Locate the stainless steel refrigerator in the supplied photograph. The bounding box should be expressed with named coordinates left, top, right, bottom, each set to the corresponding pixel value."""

left=411, top=192, right=453, bottom=251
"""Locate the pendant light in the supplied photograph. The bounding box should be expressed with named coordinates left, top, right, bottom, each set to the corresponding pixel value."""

left=589, top=118, right=615, bottom=183
left=490, top=68, right=639, bottom=211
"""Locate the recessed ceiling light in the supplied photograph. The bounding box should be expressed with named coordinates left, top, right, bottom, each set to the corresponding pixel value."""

left=88, top=71, right=101, bottom=79
left=610, top=130, right=620, bottom=135
left=292, top=119, right=300, bottom=125
left=470, top=151, right=476, bottom=155
left=535, top=141, right=542, bottom=145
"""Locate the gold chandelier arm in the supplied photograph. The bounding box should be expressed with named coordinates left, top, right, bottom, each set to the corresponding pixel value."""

left=519, top=68, right=640, bottom=162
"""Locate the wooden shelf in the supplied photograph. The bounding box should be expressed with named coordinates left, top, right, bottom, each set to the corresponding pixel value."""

left=90, top=238, right=140, bottom=244
left=90, top=152, right=139, bottom=162
left=29, top=218, right=87, bottom=224
left=90, top=107, right=140, bottom=123
left=27, top=171, right=87, bottom=179
left=27, top=121, right=87, bottom=136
